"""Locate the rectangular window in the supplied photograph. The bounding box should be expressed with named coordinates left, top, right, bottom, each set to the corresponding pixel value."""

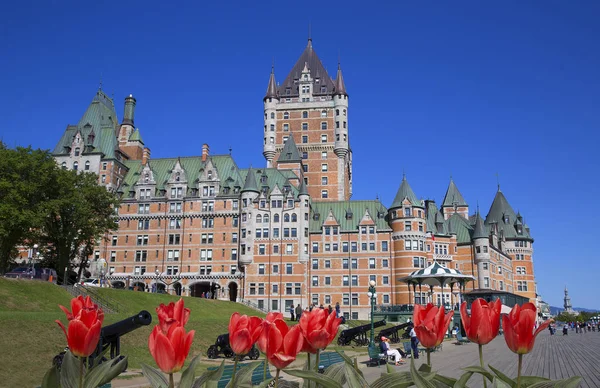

left=321, top=134, right=327, bottom=143
left=321, top=164, right=328, bottom=171
left=351, top=258, right=357, bottom=269
left=343, top=293, right=349, bottom=306
left=112, top=236, right=118, bottom=246
left=351, top=242, right=357, bottom=252
left=351, top=275, right=358, bottom=286
left=383, top=276, right=389, bottom=285
left=343, top=276, right=349, bottom=286
left=295, top=283, right=301, bottom=295
left=382, top=259, right=388, bottom=268
left=312, top=242, right=318, bottom=253
left=167, top=250, right=180, bottom=262
left=324, top=260, right=331, bottom=268
left=258, top=264, right=265, bottom=274
left=135, top=250, right=147, bottom=262
left=312, top=276, right=318, bottom=286
left=404, top=221, right=412, bottom=231
left=325, top=277, right=331, bottom=285
left=343, top=259, right=348, bottom=269
left=321, top=190, right=328, bottom=199
left=312, top=259, right=318, bottom=270
left=369, top=258, right=375, bottom=269
left=351, top=293, right=359, bottom=306
left=286, top=264, right=292, bottom=274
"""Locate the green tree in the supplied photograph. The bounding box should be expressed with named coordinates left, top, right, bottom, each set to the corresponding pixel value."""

left=41, top=169, right=119, bottom=283
left=0, top=143, right=58, bottom=273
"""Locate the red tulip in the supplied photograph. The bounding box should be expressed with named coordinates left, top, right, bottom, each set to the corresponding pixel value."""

left=502, top=303, right=552, bottom=355
left=148, top=323, right=195, bottom=373
left=228, top=312, right=263, bottom=355
left=265, top=319, right=304, bottom=370
left=56, top=296, right=104, bottom=357
left=299, top=308, right=342, bottom=353
left=156, top=298, right=190, bottom=333
left=460, top=298, right=502, bottom=345
left=413, top=303, right=452, bottom=349
left=256, top=312, right=284, bottom=354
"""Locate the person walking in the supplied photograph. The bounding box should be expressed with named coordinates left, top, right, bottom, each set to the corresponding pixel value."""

left=290, top=304, right=295, bottom=321
left=409, top=323, right=419, bottom=359
left=328, top=305, right=333, bottom=315
left=295, top=304, right=302, bottom=321
left=335, top=302, right=341, bottom=318
left=380, top=336, right=404, bottom=366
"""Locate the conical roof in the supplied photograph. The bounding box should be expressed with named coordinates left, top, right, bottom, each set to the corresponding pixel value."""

left=472, top=212, right=487, bottom=239
left=241, top=169, right=260, bottom=193
left=485, top=189, right=517, bottom=225
left=277, top=136, right=302, bottom=163
left=297, top=180, right=309, bottom=196
left=129, top=128, right=144, bottom=143
left=390, top=176, right=421, bottom=209
left=277, top=39, right=335, bottom=96
left=442, top=179, right=467, bottom=207
left=264, top=67, right=278, bottom=100
left=334, top=63, right=347, bottom=96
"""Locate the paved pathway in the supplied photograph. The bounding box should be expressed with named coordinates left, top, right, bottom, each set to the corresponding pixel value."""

left=113, top=329, right=600, bottom=387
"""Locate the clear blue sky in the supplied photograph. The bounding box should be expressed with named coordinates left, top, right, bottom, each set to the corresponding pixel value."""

left=1, top=1, right=598, bottom=309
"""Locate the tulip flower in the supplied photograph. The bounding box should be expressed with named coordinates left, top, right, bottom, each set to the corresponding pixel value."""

left=256, top=312, right=284, bottom=354
left=266, top=319, right=304, bottom=370
left=148, top=323, right=195, bottom=374
left=156, top=298, right=190, bottom=333
left=461, top=298, right=502, bottom=345
left=56, top=297, right=104, bottom=358
left=413, top=303, right=452, bottom=366
left=502, top=303, right=552, bottom=387
left=299, top=309, right=342, bottom=353
left=228, top=312, right=263, bottom=356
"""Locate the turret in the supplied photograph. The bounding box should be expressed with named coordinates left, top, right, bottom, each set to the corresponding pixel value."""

left=333, top=63, right=349, bottom=158
left=240, top=169, right=260, bottom=265
left=472, top=212, right=490, bottom=288
left=441, top=178, right=469, bottom=219
left=263, top=67, right=278, bottom=167
left=118, top=94, right=144, bottom=160
left=297, top=180, right=310, bottom=263
left=123, top=94, right=136, bottom=126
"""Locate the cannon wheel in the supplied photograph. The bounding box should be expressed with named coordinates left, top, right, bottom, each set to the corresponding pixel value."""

left=249, top=347, right=260, bottom=360
left=337, top=336, right=347, bottom=346
left=223, top=347, right=234, bottom=358
left=207, top=345, right=218, bottom=359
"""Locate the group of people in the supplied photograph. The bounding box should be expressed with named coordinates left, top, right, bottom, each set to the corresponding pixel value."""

left=378, top=323, right=420, bottom=366
left=289, top=302, right=341, bottom=321
left=557, top=321, right=599, bottom=335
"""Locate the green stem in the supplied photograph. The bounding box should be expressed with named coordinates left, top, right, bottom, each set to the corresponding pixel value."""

left=169, top=373, right=174, bottom=388
left=315, top=349, right=320, bottom=374
left=274, top=369, right=281, bottom=388
left=307, top=353, right=312, bottom=388
left=426, top=348, right=431, bottom=368
left=231, top=356, right=239, bottom=387
left=479, top=344, right=487, bottom=388
left=79, top=357, right=84, bottom=388
left=517, top=354, right=523, bottom=388
left=263, top=353, right=267, bottom=381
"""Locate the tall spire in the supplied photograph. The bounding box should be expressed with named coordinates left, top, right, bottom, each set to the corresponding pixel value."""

left=442, top=178, right=467, bottom=208
left=472, top=211, right=487, bottom=239
left=264, top=66, right=277, bottom=100
left=242, top=169, right=260, bottom=193
left=334, top=62, right=347, bottom=96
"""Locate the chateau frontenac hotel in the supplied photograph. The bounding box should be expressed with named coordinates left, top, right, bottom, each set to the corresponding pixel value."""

left=52, top=39, right=537, bottom=320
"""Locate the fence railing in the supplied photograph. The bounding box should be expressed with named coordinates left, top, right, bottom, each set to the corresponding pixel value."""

left=239, top=299, right=269, bottom=314
left=61, top=283, right=121, bottom=314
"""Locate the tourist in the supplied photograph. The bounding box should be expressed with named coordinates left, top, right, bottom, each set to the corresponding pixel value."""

left=380, top=336, right=404, bottom=366
left=563, top=325, right=568, bottom=335
left=290, top=304, right=295, bottom=321
left=320, top=304, right=324, bottom=309
left=328, top=304, right=333, bottom=315
left=409, top=323, right=419, bottom=359
left=295, top=304, right=302, bottom=321
left=335, top=302, right=341, bottom=318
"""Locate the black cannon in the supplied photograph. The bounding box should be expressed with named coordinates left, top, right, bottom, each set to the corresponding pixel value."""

left=376, top=322, right=410, bottom=344
left=337, top=319, right=386, bottom=346
left=206, top=333, right=260, bottom=360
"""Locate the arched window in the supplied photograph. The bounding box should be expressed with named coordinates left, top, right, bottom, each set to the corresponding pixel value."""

left=208, top=170, right=213, bottom=179
left=283, top=112, right=289, bottom=119
left=336, top=109, right=340, bottom=116
left=270, top=112, right=275, bottom=119
left=321, top=110, right=327, bottom=117
left=284, top=214, right=290, bottom=222
left=302, top=111, right=308, bottom=119
left=256, top=214, right=262, bottom=223
left=291, top=213, right=297, bottom=222
left=73, top=162, right=78, bottom=171
left=273, top=214, right=280, bottom=223
left=263, top=214, right=270, bottom=223
left=74, top=147, right=80, bottom=156
left=84, top=161, right=90, bottom=171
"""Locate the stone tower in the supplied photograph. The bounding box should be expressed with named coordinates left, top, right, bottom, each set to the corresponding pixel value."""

left=262, top=38, right=352, bottom=201
left=563, top=286, right=574, bottom=313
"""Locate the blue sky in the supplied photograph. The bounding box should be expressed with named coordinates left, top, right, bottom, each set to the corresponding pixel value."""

left=1, top=1, right=598, bottom=309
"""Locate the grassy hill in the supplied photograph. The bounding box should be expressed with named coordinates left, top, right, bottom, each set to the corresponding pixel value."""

left=0, top=278, right=261, bottom=388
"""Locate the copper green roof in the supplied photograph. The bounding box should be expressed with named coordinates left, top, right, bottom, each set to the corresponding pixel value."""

left=426, top=201, right=439, bottom=233
left=390, top=176, right=422, bottom=209
left=310, top=200, right=391, bottom=233
left=129, top=128, right=144, bottom=143
left=442, top=179, right=467, bottom=207
left=297, top=180, right=309, bottom=196
left=472, top=213, right=487, bottom=239
left=52, top=89, right=119, bottom=159
left=485, top=189, right=532, bottom=240
left=444, top=213, right=473, bottom=243
left=239, top=168, right=300, bottom=197
left=241, top=168, right=260, bottom=193
left=277, top=136, right=302, bottom=163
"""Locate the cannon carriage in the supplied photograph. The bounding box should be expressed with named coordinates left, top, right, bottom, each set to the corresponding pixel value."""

left=375, top=322, right=410, bottom=344
left=336, top=319, right=386, bottom=346
left=206, top=333, right=260, bottom=360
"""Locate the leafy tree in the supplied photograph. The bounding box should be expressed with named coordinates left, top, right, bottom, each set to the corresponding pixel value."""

left=41, top=169, right=119, bottom=283
left=0, top=143, right=58, bottom=273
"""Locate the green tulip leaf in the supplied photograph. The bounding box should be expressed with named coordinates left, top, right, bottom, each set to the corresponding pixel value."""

left=433, top=374, right=457, bottom=387
left=410, top=357, right=436, bottom=388
left=493, top=376, right=513, bottom=388
left=41, top=365, right=60, bottom=388
left=520, top=376, right=551, bottom=387
left=253, top=378, right=276, bottom=388
left=84, top=356, right=127, bottom=388
left=344, top=362, right=370, bottom=388
left=323, top=362, right=347, bottom=386
left=453, top=371, right=473, bottom=388
left=462, top=366, right=494, bottom=382
left=179, top=354, right=201, bottom=388
left=90, top=347, right=111, bottom=369
left=192, top=361, right=224, bottom=388
left=488, top=364, right=516, bottom=388
left=141, top=363, right=169, bottom=388
left=225, top=361, right=263, bottom=388
left=419, top=364, right=433, bottom=373
left=527, top=376, right=582, bottom=388
left=285, top=369, right=340, bottom=388
left=60, top=350, right=84, bottom=388
left=369, top=371, right=414, bottom=388
left=385, top=362, right=396, bottom=374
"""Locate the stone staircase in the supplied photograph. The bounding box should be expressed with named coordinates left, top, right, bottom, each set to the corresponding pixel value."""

left=62, top=284, right=121, bottom=314
left=239, top=299, right=269, bottom=314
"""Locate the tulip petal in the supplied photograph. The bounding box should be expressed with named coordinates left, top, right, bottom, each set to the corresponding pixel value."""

left=249, top=316, right=264, bottom=343
left=67, top=319, right=90, bottom=357
left=153, top=330, right=177, bottom=373
left=307, top=329, right=330, bottom=350
left=55, top=320, right=68, bottom=341
left=267, top=322, right=284, bottom=356
left=230, top=329, right=252, bottom=355
left=83, top=320, right=102, bottom=357
left=284, top=325, right=304, bottom=356
left=148, top=325, right=160, bottom=359
left=228, top=312, right=241, bottom=337
left=460, top=302, right=471, bottom=338
left=59, top=305, right=74, bottom=320
left=502, top=314, right=519, bottom=354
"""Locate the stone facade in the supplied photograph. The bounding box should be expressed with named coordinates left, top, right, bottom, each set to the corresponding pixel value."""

left=51, top=39, right=538, bottom=319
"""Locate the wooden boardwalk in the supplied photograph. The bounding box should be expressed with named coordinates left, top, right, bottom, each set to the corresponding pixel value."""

left=363, top=329, right=600, bottom=387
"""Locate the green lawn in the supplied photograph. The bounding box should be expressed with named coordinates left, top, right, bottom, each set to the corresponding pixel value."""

left=0, top=278, right=262, bottom=388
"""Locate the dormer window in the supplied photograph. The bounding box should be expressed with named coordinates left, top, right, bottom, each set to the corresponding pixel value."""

left=207, top=170, right=213, bottom=179
left=303, top=74, right=308, bottom=80
left=175, top=172, right=180, bottom=182
left=285, top=88, right=291, bottom=95
left=504, top=215, right=509, bottom=223
left=74, top=148, right=80, bottom=156
left=144, top=173, right=149, bottom=183
left=261, top=176, right=267, bottom=184
left=404, top=207, right=411, bottom=217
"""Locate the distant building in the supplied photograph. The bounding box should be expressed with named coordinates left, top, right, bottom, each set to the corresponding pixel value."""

left=563, top=286, right=578, bottom=315
left=50, top=39, right=538, bottom=319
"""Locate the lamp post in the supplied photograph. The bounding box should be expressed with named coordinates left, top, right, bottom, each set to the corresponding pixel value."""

left=367, top=280, right=377, bottom=351
left=29, top=244, right=38, bottom=279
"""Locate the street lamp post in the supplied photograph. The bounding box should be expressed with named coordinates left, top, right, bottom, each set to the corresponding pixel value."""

left=29, top=244, right=38, bottom=279
left=367, top=280, right=377, bottom=351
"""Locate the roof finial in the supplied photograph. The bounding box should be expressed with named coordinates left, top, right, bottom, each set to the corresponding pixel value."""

left=338, top=49, right=341, bottom=69
left=496, top=172, right=500, bottom=191
left=99, top=72, right=103, bottom=91
left=229, top=146, right=232, bottom=155
left=402, top=169, right=406, bottom=181
left=308, top=21, right=312, bottom=44
left=271, top=57, right=275, bottom=73
left=477, top=201, right=480, bottom=214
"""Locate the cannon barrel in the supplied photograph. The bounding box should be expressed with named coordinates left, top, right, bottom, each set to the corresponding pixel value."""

left=377, top=322, right=410, bottom=339
left=101, top=310, right=152, bottom=341
left=340, top=319, right=386, bottom=337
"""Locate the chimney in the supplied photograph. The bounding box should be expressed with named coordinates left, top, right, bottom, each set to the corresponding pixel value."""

left=123, top=94, right=136, bottom=126
left=202, top=143, right=210, bottom=162
left=142, top=147, right=151, bottom=165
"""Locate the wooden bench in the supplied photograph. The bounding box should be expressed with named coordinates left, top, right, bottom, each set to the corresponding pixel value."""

left=318, top=351, right=345, bottom=371
left=207, top=360, right=273, bottom=387
left=367, top=346, right=388, bottom=367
